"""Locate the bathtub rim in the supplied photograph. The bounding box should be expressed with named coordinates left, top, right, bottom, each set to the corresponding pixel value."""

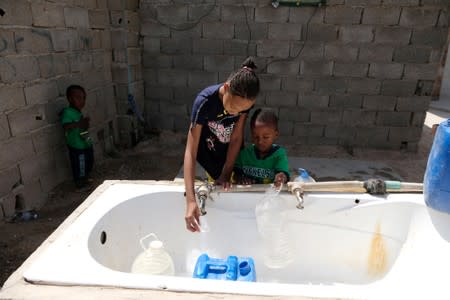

left=1, top=180, right=442, bottom=300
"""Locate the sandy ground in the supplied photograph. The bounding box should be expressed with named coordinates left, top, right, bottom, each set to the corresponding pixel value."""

left=0, top=111, right=445, bottom=287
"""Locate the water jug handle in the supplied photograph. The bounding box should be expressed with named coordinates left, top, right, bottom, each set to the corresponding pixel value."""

left=139, top=233, right=159, bottom=250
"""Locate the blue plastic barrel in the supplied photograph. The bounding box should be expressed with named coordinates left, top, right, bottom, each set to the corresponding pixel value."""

left=424, top=119, right=450, bottom=214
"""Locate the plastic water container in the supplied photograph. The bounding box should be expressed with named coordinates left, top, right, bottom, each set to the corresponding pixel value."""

left=424, top=119, right=450, bottom=214
left=193, top=253, right=256, bottom=282
left=255, top=188, right=294, bottom=269
left=294, top=168, right=315, bottom=183
left=131, top=233, right=175, bottom=275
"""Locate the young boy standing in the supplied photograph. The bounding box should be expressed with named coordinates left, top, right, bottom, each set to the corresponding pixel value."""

left=234, top=108, right=290, bottom=187
left=61, top=85, right=94, bottom=191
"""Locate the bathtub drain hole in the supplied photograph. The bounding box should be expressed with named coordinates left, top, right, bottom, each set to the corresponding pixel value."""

left=354, top=199, right=360, bottom=204
left=100, top=231, right=107, bottom=244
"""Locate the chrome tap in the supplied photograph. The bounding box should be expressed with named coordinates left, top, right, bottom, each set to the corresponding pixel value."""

left=196, top=182, right=214, bottom=215
left=287, top=182, right=305, bottom=209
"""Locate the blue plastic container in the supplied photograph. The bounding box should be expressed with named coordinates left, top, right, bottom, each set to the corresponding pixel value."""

left=193, top=253, right=256, bottom=282
left=424, top=119, right=450, bottom=214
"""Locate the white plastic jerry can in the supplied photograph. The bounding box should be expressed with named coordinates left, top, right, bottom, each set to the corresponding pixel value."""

left=131, top=233, right=175, bottom=276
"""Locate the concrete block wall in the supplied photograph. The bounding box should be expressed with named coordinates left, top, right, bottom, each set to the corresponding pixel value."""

left=140, top=0, right=449, bottom=150
left=0, top=0, right=119, bottom=218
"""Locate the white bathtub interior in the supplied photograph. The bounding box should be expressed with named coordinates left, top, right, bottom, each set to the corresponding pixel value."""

left=22, top=182, right=450, bottom=298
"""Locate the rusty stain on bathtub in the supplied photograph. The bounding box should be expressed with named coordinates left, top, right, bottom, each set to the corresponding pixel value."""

left=367, top=222, right=387, bottom=276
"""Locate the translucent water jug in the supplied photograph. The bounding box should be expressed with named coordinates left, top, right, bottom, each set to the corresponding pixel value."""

left=424, top=119, right=450, bottom=214
left=255, top=187, right=294, bottom=269
left=131, top=233, right=175, bottom=275
left=294, top=168, right=315, bottom=183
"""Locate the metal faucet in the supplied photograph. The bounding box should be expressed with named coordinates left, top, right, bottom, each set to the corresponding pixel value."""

left=287, top=182, right=305, bottom=209
left=196, top=182, right=214, bottom=215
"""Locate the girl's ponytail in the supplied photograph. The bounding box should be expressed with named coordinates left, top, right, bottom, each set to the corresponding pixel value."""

left=227, top=57, right=260, bottom=100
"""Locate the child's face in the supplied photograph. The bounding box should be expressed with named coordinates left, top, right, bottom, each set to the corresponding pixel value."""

left=69, top=89, right=86, bottom=110
left=252, top=121, right=279, bottom=155
left=222, top=83, right=255, bottom=115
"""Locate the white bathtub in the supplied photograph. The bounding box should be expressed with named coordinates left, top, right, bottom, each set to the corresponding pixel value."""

left=21, top=181, right=450, bottom=299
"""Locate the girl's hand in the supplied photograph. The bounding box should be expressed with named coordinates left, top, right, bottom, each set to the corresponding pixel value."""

left=214, top=175, right=232, bottom=190
left=236, top=175, right=255, bottom=185
left=274, top=172, right=288, bottom=188
left=185, top=201, right=201, bottom=232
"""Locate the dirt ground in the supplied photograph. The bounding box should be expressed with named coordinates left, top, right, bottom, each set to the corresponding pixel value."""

left=0, top=120, right=437, bottom=287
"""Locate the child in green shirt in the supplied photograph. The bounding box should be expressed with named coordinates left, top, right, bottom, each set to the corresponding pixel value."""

left=234, top=108, right=290, bottom=187
left=60, top=85, right=94, bottom=191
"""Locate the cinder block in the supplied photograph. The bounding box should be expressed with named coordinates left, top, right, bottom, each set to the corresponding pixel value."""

left=293, top=124, right=324, bottom=137
left=411, top=28, right=447, bottom=47
left=325, top=126, right=356, bottom=140
left=290, top=42, right=324, bottom=60
left=382, top=0, right=419, bottom=5
left=64, top=7, right=90, bottom=28
left=19, top=151, right=56, bottom=184
left=24, top=81, right=59, bottom=105
left=362, top=95, right=397, bottom=110
left=0, top=166, right=21, bottom=198
left=0, top=114, right=10, bottom=141
left=267, top=60, right=300, bottom=76
left=376, top=112, right=411, bottom=126
left=257, top=40, right=290, bottom=58
left=38, top=54, right=70, bottom=78
left=298, top=94, right=329, bottom=108
left=400, top=8, right=440, bottom=27
left=50, top=29, right=80, bottom=52
left=160, top=101, right=188, bottom=117
left=279, top=107, right=310, bottom=122
left=325, top=43, right=358, bottom=62
left=345, top=0, right=382, bottom=5
left=161, top=38, right=192, bottom=55
left=143, top=54, right=171, bottom=69
left=203, top=23, right=234, bottom=39
left=393, top=46, right=431, bottom=63
left=31, top=3, right=65, bottom=27
left=315, top=78, right=348, bottom=94
left=127, top=47, right=142, bottom=65
left=154, top=4, right=188, bottom=25
left=204, top=55, right=234, bottom=72
left=268, top=23, right=302, bottom=40
left=221, top=5, right=249, bottom=22
left=0, top=84, right=25, bottom=112
left=157, top=69, right=188, bottom=87
left=278, top=121, right=294, bottom=136
left=411, top=111, right=426, bottom=126
left=89, top=9, right=110, bottom=29
left=0, top=137, right=35, bottom=170
left=140, top=22, right=170, bottom=37
left=359, top=45, right=394, bottom=62
left=404, top=63, right=439, bottom=80
left=8, top=104, right=48, bottom=136
left=259, top=74, right=281, bottom=91
left=187, top=71, right=218, bottom=89
left=14, top=28, right=53, bottom=54
left=389, top=127, right=422, bottom=144
left=381, top=80, right=417, bottom=96
left=324, top=7, right=363, bottom=24
left=300, top=61, right=333, bottom=78
left=32, top=124, right=65, bottom=154
left=311, top=110, right=343, bottom=124
left=0, top=29, right=16, bottom=55
left=396, top=96, right=431, bottom=112
left=235, top=23, right=268, bottom=40
left=281, top=77, right=314, bottom=93
left=289, top=7, right=324, bottom=24
left=0, top=193, right=16, bottom=218
left=101, top=30, right=111, bottom=49
left=0, top=56, right=40, bottom=83
left=437, top=9, right=448, bottom=27
left=307, top=24, right=338, bottom=41
left=255, top=6, right=288, bottom=23
left=362, top=7, right=401, bottom=25
left=334, top=63, right=368, bottom=77
left=354, top=127, right=389, bottom=147
left=224, top=40, right=252, bottom=56
left=265, top=91, right=297, bottom=107
left=172, top=26, right=202, bottom=40
left=375, top=27, right=412, bottom=45
left=190, top=4, right=220, bottom=22
left=22, top=180, right=46, bottom=210
left=329, top=94, right=362, bottom=108
left=368, top=63, right=404, bottom=79
left=347, top=78, right=381, bottom=95
left=339, top=25, right=374, bottom=43
left=125, top=11, right=140, bottom=32
left=0, top=0, right=32, bottom=26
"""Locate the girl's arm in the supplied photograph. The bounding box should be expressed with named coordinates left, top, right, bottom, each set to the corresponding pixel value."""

left=216, top=113, right=248, bottom=187
left=184, top=124, right=202, bottom=232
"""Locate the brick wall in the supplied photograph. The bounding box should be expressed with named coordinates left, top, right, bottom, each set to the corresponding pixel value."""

left=0, top=0, right=119, bottom=219
left=140, top=0, right=448, bottom=150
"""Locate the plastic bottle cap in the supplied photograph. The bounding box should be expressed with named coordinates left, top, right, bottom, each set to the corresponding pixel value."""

left=149, top=240, right=163, bottom=249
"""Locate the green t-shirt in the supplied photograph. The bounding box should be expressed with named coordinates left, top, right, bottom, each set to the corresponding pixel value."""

left=61, top=107, right=92, bottom=149
left=234, top=144, right=290, bottom=184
